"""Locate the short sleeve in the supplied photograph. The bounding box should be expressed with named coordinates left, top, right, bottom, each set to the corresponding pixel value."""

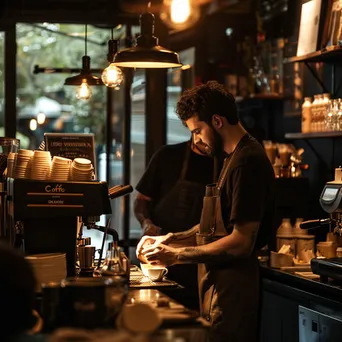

left=229, top=155, right=271, bottom=223
left=135, top=147, right=164, bottom=198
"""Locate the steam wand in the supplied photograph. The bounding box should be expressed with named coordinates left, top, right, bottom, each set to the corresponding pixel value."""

left=93, top=217, right=113, bottom=274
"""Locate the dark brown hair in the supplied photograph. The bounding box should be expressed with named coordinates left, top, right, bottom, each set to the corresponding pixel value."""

left=176, top=80, right=239, bottom=125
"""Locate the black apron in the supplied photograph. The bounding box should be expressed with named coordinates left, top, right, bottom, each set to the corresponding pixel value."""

left=197, top=146, right=260, bottom=342
left=151, top=143, right=217, bottom=301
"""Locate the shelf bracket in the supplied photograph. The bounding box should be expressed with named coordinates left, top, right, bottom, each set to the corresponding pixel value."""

left=304, top=61, right=329, bottom=94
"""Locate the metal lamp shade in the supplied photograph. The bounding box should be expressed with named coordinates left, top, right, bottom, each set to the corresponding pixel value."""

left=64, top=56, right=103, bottom=86
left=113, top=45, right=182, bottom=68
left=113, top=12, right=182, bottom=69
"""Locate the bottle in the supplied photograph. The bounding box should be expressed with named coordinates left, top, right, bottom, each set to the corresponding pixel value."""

left=100, top=242, right=126, bottom=278
left=311, top=94, right=321, bottom=132
left=301, top=97, right=312, bottom=133
left=321, top=93, right=331, bottom=131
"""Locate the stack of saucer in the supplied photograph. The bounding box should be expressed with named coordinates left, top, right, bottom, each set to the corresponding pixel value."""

left=25, top=253, right=67, bottom=292
left=29, top=150, right=52, bottom=180
left=70, top=158, right=94, bottom=181
left=14, top=149, right=34, bottom=179
left=6, top=152, right=17, bottom=178
left=50, top=156, right=72, bottom=181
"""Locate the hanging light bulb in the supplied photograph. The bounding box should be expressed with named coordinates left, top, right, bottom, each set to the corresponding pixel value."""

left=76, top=79, right=92, bottom=100
left=160, top=0, right=200, bottom=31
left=64, top=24, right=102, bottom=100
left=101, top=34, right=124, bottom=88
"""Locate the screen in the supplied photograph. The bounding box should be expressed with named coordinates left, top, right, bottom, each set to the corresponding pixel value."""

left=322, top=187, right=339, bottom=202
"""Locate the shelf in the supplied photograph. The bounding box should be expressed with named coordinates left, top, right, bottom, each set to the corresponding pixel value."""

left=283, top=46, right=342, bottom=64
left=236, top=94, right=285, bottom=103
left=285, top=131, right=342, bottom=139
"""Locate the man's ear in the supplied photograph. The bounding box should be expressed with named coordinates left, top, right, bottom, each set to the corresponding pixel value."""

left=212, top=114, right=223, bottom=128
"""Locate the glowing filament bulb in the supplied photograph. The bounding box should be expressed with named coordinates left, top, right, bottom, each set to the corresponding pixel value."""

left=101, top=64, right=124, bottom=88
left=171, top=0, right=191, bottom=24
left=76, top=80, right=92, bottom=100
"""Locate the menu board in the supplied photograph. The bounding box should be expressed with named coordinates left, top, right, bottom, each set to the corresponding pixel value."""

left=44, top=133, right=96, bottom=176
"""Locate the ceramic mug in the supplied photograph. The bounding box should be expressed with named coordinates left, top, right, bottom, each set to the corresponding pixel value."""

left=146, top=267, right=168, bottom=282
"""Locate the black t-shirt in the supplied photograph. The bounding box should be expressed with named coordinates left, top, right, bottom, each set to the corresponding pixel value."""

left=222, top=134, right=275, bottom=250
left=136, top=141, right=217, bottom=203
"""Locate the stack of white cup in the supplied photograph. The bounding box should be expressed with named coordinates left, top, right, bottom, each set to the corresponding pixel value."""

left=70, top=158, right=94, bottom=181
left=14, top=149, right=34, bottom=179
left=29, top=151, right=52, bottom=180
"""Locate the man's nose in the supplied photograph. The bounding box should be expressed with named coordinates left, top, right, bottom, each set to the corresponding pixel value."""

left=193, top=135, right=201, bottom=145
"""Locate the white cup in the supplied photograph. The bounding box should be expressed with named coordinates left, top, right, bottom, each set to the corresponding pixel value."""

left=140, top=263, right=168, bottom=282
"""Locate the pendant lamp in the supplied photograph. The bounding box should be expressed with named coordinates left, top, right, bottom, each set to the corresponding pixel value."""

left=112, top=12, right=182, bottom=69
left=64, top=25, right=103, bottom=99
left=101, top=29, right=124, bottom=88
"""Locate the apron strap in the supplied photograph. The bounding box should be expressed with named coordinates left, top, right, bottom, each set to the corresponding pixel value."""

left=216, top=135, right=247, bottom=194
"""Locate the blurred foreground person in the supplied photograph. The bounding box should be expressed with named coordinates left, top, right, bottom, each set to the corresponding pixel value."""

left=0, top=242, right=45, bottom=341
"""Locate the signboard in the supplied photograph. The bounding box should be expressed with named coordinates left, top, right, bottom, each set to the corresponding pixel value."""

left=297, top=0, right=322, bottom=56
left=44, top=133, right=96, bottom=176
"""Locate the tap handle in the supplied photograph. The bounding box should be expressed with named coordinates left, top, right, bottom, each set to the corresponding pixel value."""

left=300, top=218, right=331, bottom=230
left=108, top=184, right=133, bottom=199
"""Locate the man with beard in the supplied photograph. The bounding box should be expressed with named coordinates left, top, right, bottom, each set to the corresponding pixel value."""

left=136, top=81, right=275, bottom=342
left=134, top=136, right=220, bottom=310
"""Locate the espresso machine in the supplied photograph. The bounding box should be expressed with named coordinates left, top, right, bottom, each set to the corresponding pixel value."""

left=301, top=169, right=342, bottom=282
left=7, top=178, right=113, bottom=276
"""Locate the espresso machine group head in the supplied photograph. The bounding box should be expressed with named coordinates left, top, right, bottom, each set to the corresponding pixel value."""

left=8, top=179, right=112, bottom=276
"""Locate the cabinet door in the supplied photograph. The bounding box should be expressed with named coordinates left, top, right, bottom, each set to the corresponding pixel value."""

left=260, top=291, right=283, bottom=342
left=319, top=312, right=342, bottom=342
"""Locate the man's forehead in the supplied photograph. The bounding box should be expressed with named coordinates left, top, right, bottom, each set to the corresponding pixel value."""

left=186, top=116, right=202, bottom=130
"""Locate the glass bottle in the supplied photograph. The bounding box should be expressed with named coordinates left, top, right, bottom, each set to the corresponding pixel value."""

left=301, top=97, right=312, bottom=133
left=100, top=242, right=126, bottom=278
left=321, top=93, right=331, bottom=131
left=311, top=94, right=322, bottom=132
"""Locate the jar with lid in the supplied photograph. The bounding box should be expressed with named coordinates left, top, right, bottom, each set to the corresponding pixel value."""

left=276, top=218, right=296, bottom=254
left=301, top=97, right=312, bottom=133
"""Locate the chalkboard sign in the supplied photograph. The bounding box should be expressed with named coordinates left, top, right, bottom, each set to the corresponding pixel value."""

left=44, top=133, right=96, bottom=176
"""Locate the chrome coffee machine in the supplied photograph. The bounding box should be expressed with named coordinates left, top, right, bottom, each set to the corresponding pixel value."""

left=301, top=170, right=342, bottom=282
left=7, top=179, right=112, bottom=276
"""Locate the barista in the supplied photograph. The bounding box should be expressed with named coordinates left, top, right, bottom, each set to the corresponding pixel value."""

left=134, top=137, right=220, bottom=309
left=137, top=81, right=275, bottom=342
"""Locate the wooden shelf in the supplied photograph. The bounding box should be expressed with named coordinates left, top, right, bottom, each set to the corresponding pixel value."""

left=285, top=131, right=342, bottom=139
left=236, top=94, right=285, bottom=102
left=283, top=46, right=342, bottom=64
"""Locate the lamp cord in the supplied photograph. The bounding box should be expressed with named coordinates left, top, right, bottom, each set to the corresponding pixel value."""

left=85, top=24, right=87, bottom=56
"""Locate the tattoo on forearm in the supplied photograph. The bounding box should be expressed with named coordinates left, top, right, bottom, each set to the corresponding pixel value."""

left=177, top=247, right=236, bottom=264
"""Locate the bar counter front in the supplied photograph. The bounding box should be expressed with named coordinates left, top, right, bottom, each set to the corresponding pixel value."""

left=260, top=263, right=342, bottom=342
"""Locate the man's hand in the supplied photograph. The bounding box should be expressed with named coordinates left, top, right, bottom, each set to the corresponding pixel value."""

left=142, top=219, right=162, bottom=236
left=142, top=244, right=179, bottom=267
left=136, top=233, right=174, bottom=263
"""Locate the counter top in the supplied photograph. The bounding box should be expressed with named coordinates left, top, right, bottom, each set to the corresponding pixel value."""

left=261, top=264, right=342, bottom=304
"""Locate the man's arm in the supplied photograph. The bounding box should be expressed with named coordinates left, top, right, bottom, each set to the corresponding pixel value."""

left=177, top=221, right=259, bottom=264
left=142, top=221, right=259, bottom=266
left=134, top=192, right=161, bottom=236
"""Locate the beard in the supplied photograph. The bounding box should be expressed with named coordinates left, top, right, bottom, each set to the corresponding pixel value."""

left=195, top=126, right=223, bottom=158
